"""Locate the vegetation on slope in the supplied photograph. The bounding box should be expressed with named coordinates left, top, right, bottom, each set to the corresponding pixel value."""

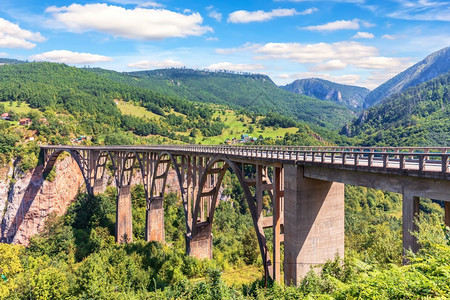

left=280, top=77, right=369, bottom=110
left=86, top=67, right=355, bottom=130
left=363, top=46, right=450, bottom=108
left=0, top=181, right=448, bottom=299
left=345, top=72, right=450, bottom=146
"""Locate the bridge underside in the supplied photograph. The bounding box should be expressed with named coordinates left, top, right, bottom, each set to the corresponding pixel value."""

left=41, top=145, right=450, bottom=286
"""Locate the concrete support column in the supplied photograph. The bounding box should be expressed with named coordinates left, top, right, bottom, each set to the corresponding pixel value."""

left=145, top=197, right=165, bottom=243
left=283, top=165, right=344, bottom=286
left=92, top=178, right=106, bottom=195
left=188, top=225, right=212, bottom=259
left=402, top=193, right=420, bottom=258
left=116, top=186, right=133, bottom=243
left=272, top=166, right=283, bottom=283
left=445, top=201, right=450, bottom=228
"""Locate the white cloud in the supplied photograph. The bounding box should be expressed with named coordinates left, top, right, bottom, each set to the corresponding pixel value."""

left=206, top=37, right=219, bottom=41
left=302, top=19, right=360, bottom=31
left=388, top=0, right=450, bottom=21
left=206, top=6, right=222, bottom=22
left=45, top=3, right=212, bottom=40
left=300, top=8, right=319, bottom=15
left=108, top=0, right=163, bottom=6
left=310, top=59, right=347, bottom=71
left=0, top=18, right=46, bottom=49
left=354, top=56, right=405, bottom=69
left=138, top=2, right=164, bottom=8
left=206, top=62, right=265, bottom=72
left=128, top=59, right=184, bottom=69
left=29, top=50, right=113, bottom=64
left=352, top=31, right=375, bottom=39
left=215, top=42, right=261, bottom=55
left=382, top=34, right=404, bottom=40
left=254, top=41, right=379, bottom=64
left=234, top=41, right=411, bottom=81
left=228, top=8, right=308, bottom=23
left=0, top=52, right=8, bottom=57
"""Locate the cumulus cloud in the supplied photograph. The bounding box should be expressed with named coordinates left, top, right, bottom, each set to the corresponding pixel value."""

left=128, top=59, right=184, bottom=69
left=45, top=3, right=212, bottom=40
left=302, top=19, right=360, bottom=31
left=0, top=18, right=46, bottom=49
left=138, top=2, right=164, bottom=8
left=226, top=41, right=410, bottom=71
left=215, top=42, right=261, bottom=55
left=206, top=6, right=222, bottom=22
left=206, top=62, right=265, bottom=72
left=352, top=31, right=374, bottom=39
left=310, top=59, right=347, bottom=71
left=254, top=41, right=379, bottom=64
left=382, top=34, right=405, bottom=40
left=29, top=50, right=113, bottom=64
left=228, top=8, right=314, bottom=23
left=0, top=52, right=8, bottom=57
left=302, top=18, right=374, bottom=32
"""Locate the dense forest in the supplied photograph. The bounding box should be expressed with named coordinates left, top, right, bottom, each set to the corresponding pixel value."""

left=345, top=72, right=450, bottom=146
left=1, top=183, right=448, bottom=299
left=86, top=67, right=355, bottom=131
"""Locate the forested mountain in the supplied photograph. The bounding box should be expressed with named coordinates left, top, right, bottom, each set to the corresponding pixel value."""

left=280, top=78, right=369, bottom=110
left=344, top=72, right=450, bottom=146
left=363, top=46, right=450, bottom=108
left=86, top=68, right=355, bottom=130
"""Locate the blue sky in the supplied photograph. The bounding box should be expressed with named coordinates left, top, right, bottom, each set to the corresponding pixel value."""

left=0, top=0, right=449, bottom=89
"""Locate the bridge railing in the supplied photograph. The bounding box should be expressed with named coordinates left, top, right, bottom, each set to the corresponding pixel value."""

left=151, top=145, right=450, bottom=175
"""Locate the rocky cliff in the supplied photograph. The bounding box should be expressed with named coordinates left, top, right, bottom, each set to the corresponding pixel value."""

left=1, top=157, right=85, bottom=245
left=0, top=156, right=185, bottom=245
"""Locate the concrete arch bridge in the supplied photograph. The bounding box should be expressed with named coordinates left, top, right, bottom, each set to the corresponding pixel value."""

left=41, top=145, right=450, bottom=285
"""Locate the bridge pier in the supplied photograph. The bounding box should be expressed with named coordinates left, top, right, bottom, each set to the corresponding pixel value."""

left=402, top=193, right=420, bottom=258
left=284, top=165, right=344, bottom=286
left=188, top=224, right=213, bottom=260
left=116, top=186, right=133, bottom=243
left=92, top=178, right=106, bottom=195
left=146, top=196, right=165, bottom=243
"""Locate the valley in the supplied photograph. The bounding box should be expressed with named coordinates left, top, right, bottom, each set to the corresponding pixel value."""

left=0, top=45, right=450, bottom=299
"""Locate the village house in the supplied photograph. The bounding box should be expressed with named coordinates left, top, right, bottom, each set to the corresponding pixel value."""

left=19, top=118, right=32, bottom=126
left=1, top=113, right=11, bottom=121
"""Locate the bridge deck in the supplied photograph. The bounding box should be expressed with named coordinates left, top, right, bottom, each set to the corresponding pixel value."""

left=41, top=145, right=450, bottom=181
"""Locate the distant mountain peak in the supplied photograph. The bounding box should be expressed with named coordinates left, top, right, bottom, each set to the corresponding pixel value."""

left=280, top=77, right=369, bottom=110
left=363, top=46, right=450, bottom=108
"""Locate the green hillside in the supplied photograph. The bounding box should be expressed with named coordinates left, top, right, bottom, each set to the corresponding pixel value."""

left=0, top=62, right=328, bottom=171
left=86, top=68, right=355, bottom=131
left=345, top=72, right=450, bottom=146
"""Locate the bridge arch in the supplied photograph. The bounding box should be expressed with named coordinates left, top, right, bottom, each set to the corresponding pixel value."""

left=145, top=151, right=191, bottom=242
left=44, top=149, right=92, bottom=193
left=190, top=156, right=273, bottom=278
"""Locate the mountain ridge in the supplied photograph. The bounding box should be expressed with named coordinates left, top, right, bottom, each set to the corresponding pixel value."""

left=280, top=77, right=369, bottom=110
left=363, top=46, right=450, bottom=108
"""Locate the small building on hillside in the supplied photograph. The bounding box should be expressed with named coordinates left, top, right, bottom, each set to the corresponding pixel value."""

left=1, top=113, right=11, bottom=120
left=39, top=118, right=49, bottom=125
left=19, top=118, right=32, bottom=126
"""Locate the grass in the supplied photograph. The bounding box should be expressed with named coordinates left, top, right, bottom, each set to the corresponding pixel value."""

left=1, top=101, right=34, bottom=114
left=191, top=265, right=263, bottom=286
left=116, top=100, right=163, bottom=120
left=114, top=101, right=299, bottom=145
left=197, top=109, right=298, bottom=144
